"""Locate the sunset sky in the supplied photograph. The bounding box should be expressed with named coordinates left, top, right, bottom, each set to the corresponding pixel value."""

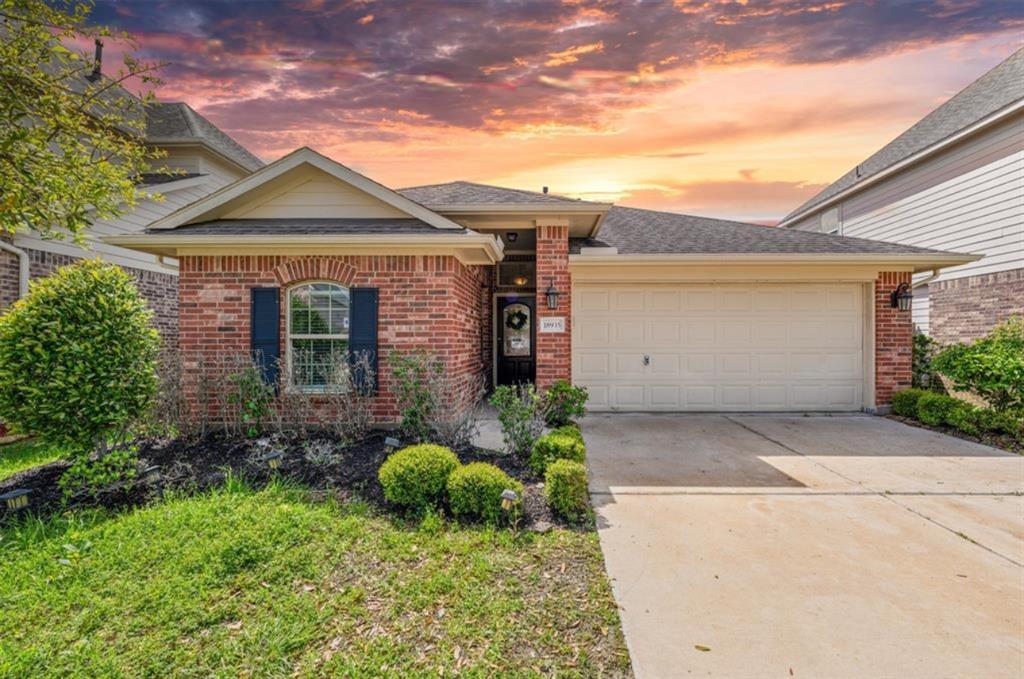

left=91, top=0, right=1023, bottom=223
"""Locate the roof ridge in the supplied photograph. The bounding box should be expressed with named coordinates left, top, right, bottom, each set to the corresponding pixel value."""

left=177, top=102, right=200, bottom=137
left=611, top=204, right=765, bottom=228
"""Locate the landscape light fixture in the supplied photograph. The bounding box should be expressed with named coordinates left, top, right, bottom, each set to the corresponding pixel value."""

left=890, top=282, right=913, bottom=311
left=544, top=278, right=562, bottom=310
left=500, top=489, right=519, bottom=512
left=0, top=489, right=30, bottom=512
left=142, top=465, right=162, bottom=485
left=264, top=451, right=283, bottom=470
left=384, top=437, right=402, bottom=454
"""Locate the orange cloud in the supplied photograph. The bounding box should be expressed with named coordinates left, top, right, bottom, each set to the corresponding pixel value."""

left=544, top=42, right=604, bottom=67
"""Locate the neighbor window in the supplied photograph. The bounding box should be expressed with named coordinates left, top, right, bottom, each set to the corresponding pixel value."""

left=287, top=282, right=349, bottom=390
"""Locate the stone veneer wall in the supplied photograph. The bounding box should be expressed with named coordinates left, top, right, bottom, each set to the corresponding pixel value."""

left=874, top=271, right=913, bottom=408
left=929, top=268, right=1024, bottom=345
left=0, top=245, right=178, bottom=345
left=178, top=255, right=489, bottom=422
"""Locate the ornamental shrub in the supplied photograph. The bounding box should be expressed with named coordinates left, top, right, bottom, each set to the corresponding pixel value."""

left=973, top=408, right=1023, bottom=437
left=912, top=333, right=938, bottom=389
left=0, top=259, right=159, bottom=458
left=545, top=459, right=590, bottom=521
left=378, top=444, right=459, bottom=512
left=446, top=462, right=522, bottom=525
left=541, top=380, right=588, bottom=427
left=932, top=317, right=1024, bottom=412
left=946, top=402, right=980, bottom=437
left=529, top=431, right=586, bottom=476
left=916, top=393, right=960, bottom=427
left=551, top=424, right=584, bottom=443
left=891, top=388, right=929, bottom=418
left=489, top=384, right=544, bottom=457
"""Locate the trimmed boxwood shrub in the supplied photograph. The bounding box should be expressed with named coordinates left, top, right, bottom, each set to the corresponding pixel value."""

left=891, top=388, right=929, bottom=418
left=529, top=432, right=585, bottom=476
left=447, top=462, right=523, bottom=524
left=545, top=459, right=589, bottom=521
left=551, top=424, right=584, bottom=443
left=916, top=393, right=960, bottom=426
left=378, top=444, right=459, bottom=512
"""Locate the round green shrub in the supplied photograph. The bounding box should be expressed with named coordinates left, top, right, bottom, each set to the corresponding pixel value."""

left=891, top=388, right=929, bottom=418
left=541, top=379, right=588, bottom=427
left=446, top=462, right=523, bottom=524
left=0, top=259, right=158, bottom=455
left=916, top=393, right=961, bottom=427
left=551, top=424, right=584, bottom=443
left=378, top=444, right=459, bottom=511
left=529, top=432, right=585, bottom=476
left=946, top=402, right=980, bottom=436
left=545, top=459, right=589, bottom=521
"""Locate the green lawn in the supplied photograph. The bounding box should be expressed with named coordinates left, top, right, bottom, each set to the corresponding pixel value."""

left=0, top=479, right=631, bottom=677
left=0, top=439, right=63, bottom=481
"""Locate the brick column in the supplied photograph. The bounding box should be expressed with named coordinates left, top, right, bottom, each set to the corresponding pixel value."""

left=535, top=223, right=571, bottom=389
left=874, top=271, right=913, bottom=409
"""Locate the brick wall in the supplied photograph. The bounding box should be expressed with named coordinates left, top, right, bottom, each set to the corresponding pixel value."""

left=930, top=268, right=1024, bottom=345
left=535, top=224, right=571, bottom=389
left=178, top=255, right=489, bottom=422
left=874, top=271, right=913, bottom=408
left=0, top=246, right=178, bottom=345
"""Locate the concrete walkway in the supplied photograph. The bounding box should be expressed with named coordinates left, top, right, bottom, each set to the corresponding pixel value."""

left=584, top=413, right=1024, bottom=679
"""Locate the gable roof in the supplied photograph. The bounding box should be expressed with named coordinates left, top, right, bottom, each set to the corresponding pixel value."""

left=398, top=180, right=607, bottom=207
left=148, top=218, right=466, bottom=236
left=782, top=46, right=1024, bottom=225
left=146, top=147, right=466, bottom=232
left=572, top=205, right=972, bottom=259
left=145, top=102, right=264, bottom=173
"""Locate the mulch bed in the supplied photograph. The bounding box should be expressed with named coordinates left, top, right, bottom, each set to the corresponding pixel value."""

left=885, top=415, right=1024, bottom=455
left=0, top=433, right=564, bottom=528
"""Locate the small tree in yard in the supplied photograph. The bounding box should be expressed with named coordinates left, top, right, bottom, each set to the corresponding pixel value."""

left=0, top=260, right=159, bottom=489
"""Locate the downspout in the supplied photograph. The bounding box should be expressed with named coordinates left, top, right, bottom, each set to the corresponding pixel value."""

left=913, top=268, right=941, bottom=290
left=0, top=238, right=29, bottom=299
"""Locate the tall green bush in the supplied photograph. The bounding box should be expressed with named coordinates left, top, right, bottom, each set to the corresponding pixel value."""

left=0, top=259, right=159, bottom=457
left=541, top=380, right=588, bottom=427
left=489, top=384, right=544, bottom=457
left=932, top=317, right=1024, bottom=411
left=545, top=459, right=590, bottom=521
left=912, top=333, right=937, bottom=389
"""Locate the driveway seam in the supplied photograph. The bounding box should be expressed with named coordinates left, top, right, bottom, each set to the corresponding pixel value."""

left=725, top=416, right=1024, bottom=569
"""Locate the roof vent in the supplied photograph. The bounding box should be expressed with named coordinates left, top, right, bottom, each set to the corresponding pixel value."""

left=542, top=186, right=548, bottom=194
left=86, top=39, right=103, bottom=82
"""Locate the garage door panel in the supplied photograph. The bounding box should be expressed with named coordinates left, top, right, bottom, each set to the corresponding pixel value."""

left=574, top=283, right=865, bottom=412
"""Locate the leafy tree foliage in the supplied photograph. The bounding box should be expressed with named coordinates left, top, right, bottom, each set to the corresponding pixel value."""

left=0, top=0, right=165, bottom=241
left=932, top=317, right=1024, bottom=412
left=0, top=259, right=159, bottom=455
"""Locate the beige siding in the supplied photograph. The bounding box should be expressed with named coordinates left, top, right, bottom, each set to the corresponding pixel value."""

left=13, top=150, right=248, bottom=274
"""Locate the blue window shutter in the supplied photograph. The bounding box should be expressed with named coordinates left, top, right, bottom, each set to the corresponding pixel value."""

left=250, top=288, right=280, bottom=387
left=349, top=287, right=378, bottom=395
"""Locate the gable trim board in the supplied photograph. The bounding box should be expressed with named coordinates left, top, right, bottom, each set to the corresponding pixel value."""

left=146, top=147, right=466, bottom=232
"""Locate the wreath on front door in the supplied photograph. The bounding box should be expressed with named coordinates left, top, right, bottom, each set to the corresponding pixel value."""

left=505, top=309, right=529, bottom=331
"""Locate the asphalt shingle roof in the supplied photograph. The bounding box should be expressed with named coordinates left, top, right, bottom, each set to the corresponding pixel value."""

left=398, top=181, right=602, bottom=206
left=150, top=218, right=462, bottom=236
left=145, top=103, right=265, bottom=173
left=571, top=206, right=958, bottom=256
left=784, top=46, right=1024, bottom=223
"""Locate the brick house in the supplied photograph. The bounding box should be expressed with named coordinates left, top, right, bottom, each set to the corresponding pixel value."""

left=109, top=148, right=977, bottom=420
left=781, top=46, right=1023, bottom=345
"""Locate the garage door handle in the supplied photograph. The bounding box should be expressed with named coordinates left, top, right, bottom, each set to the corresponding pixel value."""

left=642, top=354, right=650, bottom=366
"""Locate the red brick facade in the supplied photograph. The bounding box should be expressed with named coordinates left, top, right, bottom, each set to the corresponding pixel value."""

left=930, top=268, right=1024, bottom=345
left=534, top=224, right=572, bottom=389
left=874, top=271, right=913, bottom=408
left=178, top=254, right=489, bottom=422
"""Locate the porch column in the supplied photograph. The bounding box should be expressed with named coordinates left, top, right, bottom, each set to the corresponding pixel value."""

left=535, top=221, right=571, bottom=389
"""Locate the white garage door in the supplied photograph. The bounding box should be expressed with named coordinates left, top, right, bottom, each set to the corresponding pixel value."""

left=573, top=283, right=866, bottom=411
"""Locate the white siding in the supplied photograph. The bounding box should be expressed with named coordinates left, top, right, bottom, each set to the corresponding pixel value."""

left=12, top=150, right=248, bottom=274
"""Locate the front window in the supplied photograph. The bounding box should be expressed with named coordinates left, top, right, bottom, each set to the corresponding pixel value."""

left=288, top=282, right=349, bottom=390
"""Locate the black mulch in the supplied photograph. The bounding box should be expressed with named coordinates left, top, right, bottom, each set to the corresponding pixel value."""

left=885, top=415, right=1024, bottom=455
left=0, top=433, right=567, bottom=529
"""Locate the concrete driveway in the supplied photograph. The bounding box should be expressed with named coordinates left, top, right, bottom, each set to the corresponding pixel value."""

left=584, top=414, right=1024, bottom=679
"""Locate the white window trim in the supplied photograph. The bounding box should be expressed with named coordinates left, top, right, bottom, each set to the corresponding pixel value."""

left=285, top=281, right=351, bottom=393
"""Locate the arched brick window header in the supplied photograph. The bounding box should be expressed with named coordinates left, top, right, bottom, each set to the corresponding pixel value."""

left=272, top=258, right=356, bottom=287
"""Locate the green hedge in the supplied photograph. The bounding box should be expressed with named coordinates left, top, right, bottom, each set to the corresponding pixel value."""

left=545, top=459, right=589, bottom=521
left=447, top=462, right=522, bottom=525
left=378, top=444, right=459, bottom=512
left=890, top=388, right=1023, bottom=443
left=891, top=388, right=929, bottom=418
left=529, top=432, right=585, bottom=476
left=916, top=393, right=959, bottom=426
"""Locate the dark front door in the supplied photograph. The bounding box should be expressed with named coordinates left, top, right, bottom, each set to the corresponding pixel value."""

left=496, top=296, right=535, bottom=386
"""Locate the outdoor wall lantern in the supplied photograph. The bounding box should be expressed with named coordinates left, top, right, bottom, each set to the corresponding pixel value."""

left=544, top=277, right=562, bottom=310
left=264, top=451, right=283, bottom=470
left=0, top=488, right=30, bottom=513
left=384, top=437, right=401, bottom=454
left=890, top=282, right=913, bottom=311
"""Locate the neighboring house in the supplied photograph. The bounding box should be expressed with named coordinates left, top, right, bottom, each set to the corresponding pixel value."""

left=108, top=147, right=976, bottom=418
left=0, top=101, right=263, bottom=343
left=780, top=47, right=1023, bottom=344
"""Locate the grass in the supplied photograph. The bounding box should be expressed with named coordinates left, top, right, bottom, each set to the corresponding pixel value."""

left=0, top=479, right=631, bottom=677
left=0, top=439, right=63, bottom=481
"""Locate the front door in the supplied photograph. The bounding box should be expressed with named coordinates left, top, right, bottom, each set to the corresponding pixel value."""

left=496, top=296, right=535, bottom=386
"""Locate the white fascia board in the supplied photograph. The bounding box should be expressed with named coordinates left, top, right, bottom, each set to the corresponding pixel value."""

left=568, top=252, right=982, bottom=273
left=779, top=100, right=1024, bottom=228
left=145, top=147, right=465, bottom=231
